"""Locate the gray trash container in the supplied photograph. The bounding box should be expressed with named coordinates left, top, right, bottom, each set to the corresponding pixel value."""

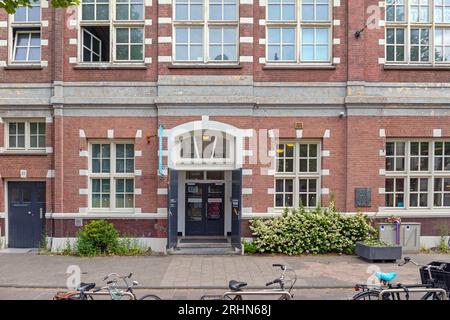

left=378, top=223, right=399, bottom=246
left=400, top=223, right=421, bottom=253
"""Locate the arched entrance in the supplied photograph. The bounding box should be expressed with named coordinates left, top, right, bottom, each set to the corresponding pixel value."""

left=164, top=119, right=246, bottom=251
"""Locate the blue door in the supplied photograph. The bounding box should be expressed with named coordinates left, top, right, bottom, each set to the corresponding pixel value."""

left=8, top=182, right=46, bottom=248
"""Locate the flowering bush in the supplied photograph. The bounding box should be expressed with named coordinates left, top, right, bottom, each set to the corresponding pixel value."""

left=249, top=207, right=376, bottom=255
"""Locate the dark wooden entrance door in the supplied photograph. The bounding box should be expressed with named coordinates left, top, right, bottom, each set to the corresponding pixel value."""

left=185, top=183, right=224, bottom=236
left=8, top=182, right=46, bottom=248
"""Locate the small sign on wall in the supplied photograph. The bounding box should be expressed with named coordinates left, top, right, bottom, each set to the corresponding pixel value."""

left=20, top=170, right=27, bottom=178
left=75, top=218, right=83, bottom=227
left=355, top=188, right=372, bottom=208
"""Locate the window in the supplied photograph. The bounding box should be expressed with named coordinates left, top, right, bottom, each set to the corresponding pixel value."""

left=6, top=121, right=46, bottom=150
left=11, top=2, right=41, bottom=64
left=174, top=0, right=238, bottom=63
left=386, top=28, right=405, bottom=62
left=385, top=178, right=405, bottom=208
left=14, top=0, right=40, bottom=22
left=385, top=140, right=450, bottom=209
left=266, top=0, right=332, bottom=63
left=116, top=28, right=144, bottom=61
left=434, top=141, right=450, bottom=171
left=89, top=142, right=135, bottom=210
left=410, top=141, right=429, bottom=171
left=409, top=177, right=429, bottom=207
left=80, top=0, right=145, bottom=63
left=386, top=0, right=406, bottom=22
left=274, top=142, right=320, bottom=208
left=82, top=29, right=102, bottom=62
left=275, top=178, right=294, bottom=207
left=385, top=0, right=450, bottom=65
left=82, top=0, right=109, bottom=20
left=116, top=0, right=144, bottom=20
left=386, top=141, right=406, bottom=171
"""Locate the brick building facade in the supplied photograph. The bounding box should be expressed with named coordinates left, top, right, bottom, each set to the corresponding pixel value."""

left=1, top=0, right=450, bottom=252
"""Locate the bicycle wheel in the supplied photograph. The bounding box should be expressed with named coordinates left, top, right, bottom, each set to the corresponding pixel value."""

left=352, top=290, right=384, bottom=300
left=140, top=294, right=162, bottom=300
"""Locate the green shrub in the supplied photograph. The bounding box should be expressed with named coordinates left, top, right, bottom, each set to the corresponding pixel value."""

left=242, top=239, right=258, bottom=254
left=250, top=207, right=376, bottom=255
left=76, top=220, right=119, bottom=256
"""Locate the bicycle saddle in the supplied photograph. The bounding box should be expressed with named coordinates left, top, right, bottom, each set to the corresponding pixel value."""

left=375, top=272, right=397, bottom=282
left=229, top=280, right=247, bottom=291
left=78, top=282, right=96, bottom=292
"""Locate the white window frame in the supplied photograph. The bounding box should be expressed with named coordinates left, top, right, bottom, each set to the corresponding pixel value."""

left=265, top=0, right=333, bottom=65
left=114, top=27, right=145, bottom=61
left=13, top=0, right=41, bottom=22
left=384, top=139, right=450, bottom=211
left=82, top=29, right=102, bottom=62
left=385, top=0, right=450, bottom=66
left=172, top=0, right=239, bottom=64
left=78, top=0, right=145, bottom=64
left=274, top=141, right=321, bottom=209
left=386, top=141, right=407, bottom=172
left=12, top=30, right=41, bottom=62
left=88, top=141, right=135, bottom=212
left=8, top=3, right=42, bottom=65
left=4, top=120, right=46, bottom=151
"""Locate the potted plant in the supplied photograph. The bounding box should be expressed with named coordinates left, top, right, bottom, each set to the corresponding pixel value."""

left=355, top=239, right=402, bottom=262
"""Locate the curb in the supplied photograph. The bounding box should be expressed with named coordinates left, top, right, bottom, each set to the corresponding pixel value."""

left=0, top=284, right=355, bottom=290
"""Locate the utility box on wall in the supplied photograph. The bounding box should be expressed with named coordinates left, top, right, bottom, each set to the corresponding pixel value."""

left=401, top=223, right=421, bottom=253
left=378, top=222, right=421, bottom=253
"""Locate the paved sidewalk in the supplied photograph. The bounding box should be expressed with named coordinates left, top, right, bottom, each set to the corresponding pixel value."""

left=0, top=253, right=449, bottom=289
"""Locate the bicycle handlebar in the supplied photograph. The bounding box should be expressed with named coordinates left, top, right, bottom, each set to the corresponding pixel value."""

left=272, top=264, right=286, bottom=271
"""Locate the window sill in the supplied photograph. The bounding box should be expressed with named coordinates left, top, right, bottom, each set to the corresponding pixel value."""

left=3, top=63, right=43, bottom=70
left=0, top=150, right=47, bottom=156
left=384, top=64, right=450, bottom=70
left=73, top=63, right=148, bottom=70
left=168, top=63, right=242, bottom=69
left=263, top=64, right=336, bottom=70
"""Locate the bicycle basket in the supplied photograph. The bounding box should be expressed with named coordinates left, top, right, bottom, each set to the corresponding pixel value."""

left=420, top=261, right=450, bottom=291
left=108, top=287, right=125, bottom=300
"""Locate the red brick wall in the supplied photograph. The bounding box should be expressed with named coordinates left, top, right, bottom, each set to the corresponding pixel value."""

left=49, top=218, right=167, bottom=238
left=53, top=117, right=158, bottom=214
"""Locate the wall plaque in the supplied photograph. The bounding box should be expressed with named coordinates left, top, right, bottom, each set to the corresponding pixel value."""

left=355, top=188, right=371, bottom=208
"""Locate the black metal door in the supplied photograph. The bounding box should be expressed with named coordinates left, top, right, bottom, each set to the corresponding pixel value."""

left=185, top=183, right=225, bottom=236
left=8, top=182, right=46, bottom=248
left=231, top=169, right=242, bottom=249
left=167, top=170, right=179, bottom=250
left=205, top=183, right=225, bottom=236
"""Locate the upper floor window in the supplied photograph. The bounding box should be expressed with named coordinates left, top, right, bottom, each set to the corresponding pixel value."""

left=173, top=0, right=238, bottom=63
left=274, top=142, right=321, bottom=208
left=80, top=0, right=145, bottom=63
left=5, top=120, right=46, bottom=150
left=385, top=0, right=450, bottom=64
left=14, top=0, right=41, bottom=22
left=266, top=0, right=332, bottom=63
left=10, top=1, right=41, bottom=64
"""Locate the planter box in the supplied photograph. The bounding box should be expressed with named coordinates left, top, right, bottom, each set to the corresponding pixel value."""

left=355, top=242, right=402, bottom=262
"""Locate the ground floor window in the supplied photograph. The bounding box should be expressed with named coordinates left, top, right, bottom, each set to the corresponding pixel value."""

left=385, top=140, right=450, bottom=209
left=89, top=141, right=135, bottom=210
left=274, top=141, right=321, bottom=209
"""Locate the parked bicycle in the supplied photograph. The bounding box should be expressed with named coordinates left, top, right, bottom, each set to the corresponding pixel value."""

left=201, top=264, right=297, bottom=300
left=54, top=273, right=161, bottom=300
left=353, top=257, right=449, bottom=300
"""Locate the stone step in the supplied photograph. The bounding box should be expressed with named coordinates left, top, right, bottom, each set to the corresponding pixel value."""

left=170, top=247, right=240, bottom=255
left=176, top=242, right=232, bottom=248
